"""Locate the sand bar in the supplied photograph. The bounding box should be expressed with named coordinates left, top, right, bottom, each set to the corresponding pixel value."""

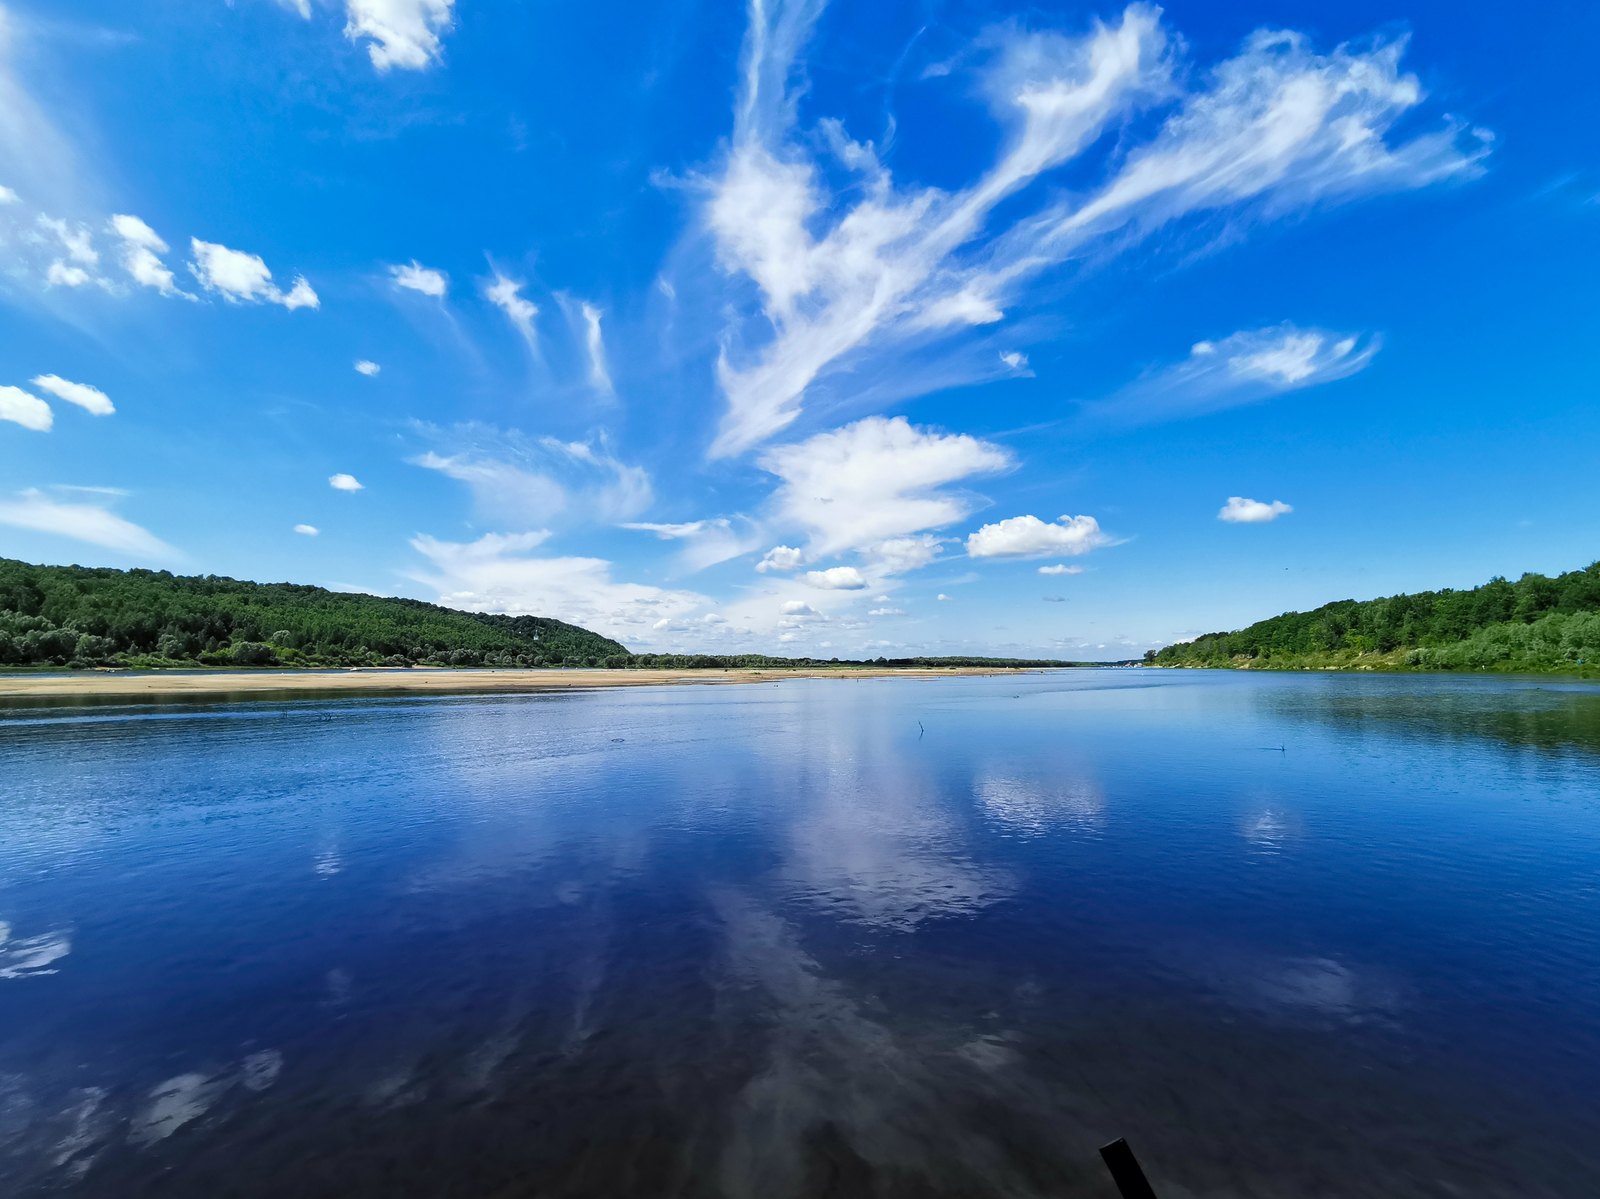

left=0, top=666, right=1028, bottom=700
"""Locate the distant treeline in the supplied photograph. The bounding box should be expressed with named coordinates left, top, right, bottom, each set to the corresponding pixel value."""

left=1149, top=560, right=1600, bottom=672
left=0, top=558, right=626, bottom=669
left=624, top=654, right=1081, bottom=669
left=0, top=558, right=1085, bottom=672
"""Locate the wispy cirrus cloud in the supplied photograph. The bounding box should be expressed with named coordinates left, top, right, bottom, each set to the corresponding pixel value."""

left=0, top=488, right=178, bottom=559
left=704, top=1, right=1487, bottom=457
left=411, top=424, right=653, bottom=528
left=1083, top=324, right=1379, bottom=428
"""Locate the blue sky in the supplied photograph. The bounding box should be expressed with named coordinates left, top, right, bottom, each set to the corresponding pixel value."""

left=0, top=0, right=1595, bottom=659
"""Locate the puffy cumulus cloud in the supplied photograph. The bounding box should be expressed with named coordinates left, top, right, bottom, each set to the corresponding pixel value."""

left=109, top=214, right=191, bottom=297
left=412, top=425, right=652, bottom=528
left=803, top=566, right=866, bottom=590
left=294, top=524, right=319, bottom=535
left=1219, top=496, right=1292, bottom=523
left=329, top=473, right=364, bottom=491
left=409, top=531, right=706, bottom=634
left=868, top=607, right=905, bottom=616
left=781, top=600, right=819, bottom=616
left=390, top=259, right=448, bottom=297
left=0, top=385, right=51, bottom=431
left=966, top=513, right=1112, bottom=559
left=345, top=0, right=456, bottom=72
left=45, top=260, right=89, bottom=287
left=0, top=488, right=178, bottom=559
left=1039, top=563, right=1085, bottom=575
left=1087, top=324, right=1379, bottom=427
left=354, top=359, right=381, bottom=376
left=30, top=374, right=112, bottom=416
left=189, top=239, right=318, bottom=309
left=759, top=415, right=1010, bottom=565
left=706, top=2, right=1485, bottom=456
left=756, top=544, right=805, bottom=573
left=485, top=273, right=539, bottom=347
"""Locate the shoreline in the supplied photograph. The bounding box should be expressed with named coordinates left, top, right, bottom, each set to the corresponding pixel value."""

left=0, top=665, right=1036, bottom=700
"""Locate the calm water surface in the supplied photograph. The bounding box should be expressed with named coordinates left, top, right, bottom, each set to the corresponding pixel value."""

left=2, top=670, right=1598, bottom=1197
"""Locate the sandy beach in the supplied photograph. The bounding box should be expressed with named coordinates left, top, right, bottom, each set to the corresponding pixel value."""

left=0, top=665, right=1030, bottom=700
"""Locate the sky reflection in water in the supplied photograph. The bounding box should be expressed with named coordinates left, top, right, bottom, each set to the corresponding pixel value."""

left=1, top=671, right=1598, bottom=1197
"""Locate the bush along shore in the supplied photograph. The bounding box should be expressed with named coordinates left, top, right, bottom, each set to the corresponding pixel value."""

left=1147, top=560, right=1600, bottom=676
left=0, top=557, right=1085, bottom=673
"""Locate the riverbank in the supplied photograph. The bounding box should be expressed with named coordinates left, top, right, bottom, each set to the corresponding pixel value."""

left=1155, top=648, right=1599, bottom=678
left=0, top=665, right=1035, bottom=699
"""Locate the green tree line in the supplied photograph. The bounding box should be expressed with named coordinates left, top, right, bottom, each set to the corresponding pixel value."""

left=1147, top=560, right=1600, bottom=672
left=0, top=558, right=627, bottom=669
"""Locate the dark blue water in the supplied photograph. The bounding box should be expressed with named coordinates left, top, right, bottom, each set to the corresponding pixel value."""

left=2, top=670, right=1598, bottom=1197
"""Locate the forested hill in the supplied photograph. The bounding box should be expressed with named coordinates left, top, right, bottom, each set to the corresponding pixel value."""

left=1149, top=560, right=1600, bottom=673
left=0, top=558, right=627, bottom=669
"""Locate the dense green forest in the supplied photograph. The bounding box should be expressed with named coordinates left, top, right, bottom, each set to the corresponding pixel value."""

left=1148, top=560, right=1600, bottom=673
left=0, top=558, right=627, bottom=669
left=0, top=558, right=1082, bottom=672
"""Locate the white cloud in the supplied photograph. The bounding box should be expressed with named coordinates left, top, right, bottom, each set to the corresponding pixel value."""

left=621, top=517, right=760, bottom=574
left=624, top=520, right=722, bottom=539
left=409, top=531, right=705, bottom=633
left=803, top=566, right=866, bottom=589
left=354, top=359, right=381, bottom=376
left=869, top=607, right=906, bottom=616
left=344, top=0, right=456, bottom=72
left=705, top=2, right=1486, bottom=456
left=781, top=600, right=819, bottom=615
left=1218, top=496, right=1292, bottom=523
left=937, top=593, right=952, bottom=601
left=391, top=259, right=448, bottom=297
left=30, top=374, right=112, bottom=416
left=1000, top=351, right=1030, bottom=371
left=0, top=385, right=51, bottom=431
left=485, top=273, right=538, bottom=346
left=43, top=260, right=87, bottom=286
left=0, top=185, right=17, bottom=203
left=1038, top=563, right=1085, bottom=575
left=44, top=260, right=89, bottom=287
left=580, top=302, right=613, bottom=393
left=759, top=416, right=1010, bottom=565
left=412, top=428, right=653, bottom=528
left=294, top=524, right=319, bottom=535
left=190, top=239, right=318, bottom=309
left=966, top=513, right=1112, bottom=559
left=278, top=0, right=312, bottom=17
left=329, top=473, right=364, bottom=491
left=37, top=216, right=96, bottom=265
left=756, top=544, right=805, bottom=573
left=415, top=450, right=565, bottom=523
left=109, top=214, right=190, bottom=297
left=1088, top=324, right=1379, bottom=427
left=0, top=488, right=177, bottom=558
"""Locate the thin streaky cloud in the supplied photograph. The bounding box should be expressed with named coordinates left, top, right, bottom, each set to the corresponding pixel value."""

left=705, top=1, right=1486, bottom=458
